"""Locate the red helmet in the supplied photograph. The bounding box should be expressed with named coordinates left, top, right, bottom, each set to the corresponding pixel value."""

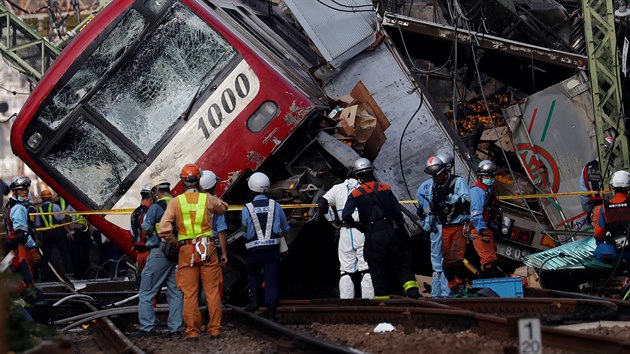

left=180, top=163, right=202, bottom=185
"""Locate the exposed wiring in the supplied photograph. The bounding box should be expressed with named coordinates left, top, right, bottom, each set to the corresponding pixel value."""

left=0, top=85, right=30, bottom=95
left=315, top=0, right=375, bottom=13
left=398, top=90, right=424, bottom=200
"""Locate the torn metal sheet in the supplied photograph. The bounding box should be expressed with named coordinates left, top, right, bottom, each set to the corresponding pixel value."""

left=504, top=73, right=597, bottom=230
left=284, top=0, right=378, bottom=69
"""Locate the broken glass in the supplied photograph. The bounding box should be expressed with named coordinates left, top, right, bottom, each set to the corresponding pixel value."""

left=43, top=116, right=136, bottom=206
left=88, top=2, right=236, bottom=154
left=37, top=10, right=146, bottom=129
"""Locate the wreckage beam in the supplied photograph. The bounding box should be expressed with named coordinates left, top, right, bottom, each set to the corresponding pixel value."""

left=382, top=13, right=586, bottom=70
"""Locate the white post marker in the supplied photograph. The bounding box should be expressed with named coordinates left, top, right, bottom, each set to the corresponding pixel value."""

left=518, top=318, right=542, bottom=354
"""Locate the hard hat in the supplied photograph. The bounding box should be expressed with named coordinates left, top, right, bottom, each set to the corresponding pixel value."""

left=248, top=172, right=270, bottom=193
left=436, top=151, right=454, bottom=168
left=200, top=170, right=219, bottom=191
left=353, top=158, right=374, bottom=174
left=141, top=184, right=152, bottom=198
left=424, top=156, right=446, bottom=176
left=476, top=160, right=497, bottom=176
left=180, top=163, right=202, bottom=185
left=10, top=175, right=31, bottom=190
left=41, top=189, right=53, bottom=200
left=610, top=170, right=630, bottom=190
left=150, top=177, right=170, bottom=191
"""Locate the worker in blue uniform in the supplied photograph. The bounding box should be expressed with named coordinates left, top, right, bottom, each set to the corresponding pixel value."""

left=241, top=172, right=290, bottom=322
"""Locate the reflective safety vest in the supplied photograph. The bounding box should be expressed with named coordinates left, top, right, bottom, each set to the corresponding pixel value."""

left=152, top=196, right=172, bottom=234
left=176, top=192, right=212, bottom=241
left=244, top=198, right=281, bottom=249
left=38, top=202, right=59, bottom=228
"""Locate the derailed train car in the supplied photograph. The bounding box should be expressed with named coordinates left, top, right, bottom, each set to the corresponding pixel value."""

left=11, top=0, right=579, bottom=299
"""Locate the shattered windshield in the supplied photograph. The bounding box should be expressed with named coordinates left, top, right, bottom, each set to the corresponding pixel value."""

left=88, top=2, right=236, bottom=153
left=43, top=116, right=136, bottom=207
left=37, top=10, right=146, bottom=129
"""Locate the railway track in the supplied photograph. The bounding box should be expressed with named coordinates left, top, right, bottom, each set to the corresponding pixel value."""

left=44, top=282, right=630, bottom=353
left=272, top=300, right=630, bottom=353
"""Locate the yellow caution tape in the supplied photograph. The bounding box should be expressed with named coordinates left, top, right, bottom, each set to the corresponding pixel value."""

left=22, top=189, right=614, bottom=217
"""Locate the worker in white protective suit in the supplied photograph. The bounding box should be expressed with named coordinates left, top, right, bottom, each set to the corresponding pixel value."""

left=318, top=174, right=374, bottom=299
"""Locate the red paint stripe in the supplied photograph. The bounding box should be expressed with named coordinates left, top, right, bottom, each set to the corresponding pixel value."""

left=555, top=212, right=587, bottom=228
left=527, top=108, right=538, bottom=133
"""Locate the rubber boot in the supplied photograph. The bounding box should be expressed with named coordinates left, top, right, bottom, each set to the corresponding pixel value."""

left=243, top=290, right=259, bottom=312
left=266, top=306, right=277, bottom=322
left=405, top=287, right=420, bottom=299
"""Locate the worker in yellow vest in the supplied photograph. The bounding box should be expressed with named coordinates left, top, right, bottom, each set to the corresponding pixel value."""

left=159, top=163, right=228, bottom=340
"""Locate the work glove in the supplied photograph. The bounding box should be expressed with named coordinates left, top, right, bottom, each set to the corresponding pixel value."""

left=14, top=229, right=28, bottom=245
left=479, top=229, right=493, bottom=243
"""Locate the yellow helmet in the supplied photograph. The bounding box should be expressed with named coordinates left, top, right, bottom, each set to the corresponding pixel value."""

left=150, top=177, right=170, bottom=191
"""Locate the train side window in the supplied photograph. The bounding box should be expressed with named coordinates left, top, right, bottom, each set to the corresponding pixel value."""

left=36, top=10, right=147, bottom=130
left=42, top=115, right=136, bottom=206
left=247, top=101, right=279, bottom=133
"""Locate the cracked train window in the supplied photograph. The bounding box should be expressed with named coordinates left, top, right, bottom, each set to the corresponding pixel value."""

left=43, top=116, right=136, bottom=207
left=88, top=2, right=236, bottom=154
left=36, top=10, right=147, bottom=130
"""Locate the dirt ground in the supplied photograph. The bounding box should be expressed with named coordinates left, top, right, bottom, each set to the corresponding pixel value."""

left=121, top=320, right=583, bottom=354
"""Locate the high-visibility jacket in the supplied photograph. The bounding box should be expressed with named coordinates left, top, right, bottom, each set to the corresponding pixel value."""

left=244, top=198, right=282, bottom=249
left=38, top=202, right=60, bottom=228
left=176, top=193, right=213, bottom=241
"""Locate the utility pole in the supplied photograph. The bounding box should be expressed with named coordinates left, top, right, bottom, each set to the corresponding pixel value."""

left=582, top=0, right=630, bottom=181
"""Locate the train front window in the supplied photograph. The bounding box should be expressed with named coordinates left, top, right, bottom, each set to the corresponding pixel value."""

left=88, top=2, right=236, bottom=153
left=43, top=116, right=136, bottom=206
left=37, top=10, right=147, bottom=129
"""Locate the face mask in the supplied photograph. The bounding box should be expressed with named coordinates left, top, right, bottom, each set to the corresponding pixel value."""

left=482, top=177, right=495, bottom=186
left=17, top=196, right=26, bottom=202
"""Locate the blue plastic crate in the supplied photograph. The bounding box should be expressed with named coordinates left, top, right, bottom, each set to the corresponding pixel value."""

left=472, top=277, right=524, bottom=298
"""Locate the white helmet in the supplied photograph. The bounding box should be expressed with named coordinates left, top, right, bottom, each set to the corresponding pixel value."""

left=436, top=151, right=454, bottom=168
left=476, top=160, right=497, bottom=176
left=610, top=170, right=630, bottom=190
left=248, top=172, right=270, bottom=193
left=353, top=158, right=374, bottom=174
left=424, top=155, right=446, bottom=176
left=200, top=170, right=219, bottom=191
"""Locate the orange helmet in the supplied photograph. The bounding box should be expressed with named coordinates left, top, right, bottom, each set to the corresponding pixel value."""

left=41, top=189, right=53, bottom=200
left=180, top=163, right=202, bottom=185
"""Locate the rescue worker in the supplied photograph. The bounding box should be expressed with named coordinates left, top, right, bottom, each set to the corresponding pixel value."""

left=580, top=159, right=604, bottom=225
left=200, top=170, right=228, bottom=267
left=241, top=172, right=290, bottom=321
left=318, top=171, right=374, bottom=299
left=594, top=170, right=630, bottom=262
left=417, top=154, right=470, bottom=297
left=37, top=188, right=72, bottom=281
left=159, top=164, right=227, bottom=340
left=64, top=201, right=92, bottom=280
left=130, top=184, right=154, bottom=276
left=3, top=176, right=39, bottom=278
left=342, top=158, right=420, bottom=300
left=136, top=177, right=183, bottom=337
left=469, top=160, right=504, bottom=278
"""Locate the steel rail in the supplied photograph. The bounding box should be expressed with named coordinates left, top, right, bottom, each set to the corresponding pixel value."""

left=273, top=304, right=630, bottom=353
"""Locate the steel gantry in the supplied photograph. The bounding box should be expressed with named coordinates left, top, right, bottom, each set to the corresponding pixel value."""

left=582, top=0, right=630, bottom=178
left=0, top=2, right=59, bottom=82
